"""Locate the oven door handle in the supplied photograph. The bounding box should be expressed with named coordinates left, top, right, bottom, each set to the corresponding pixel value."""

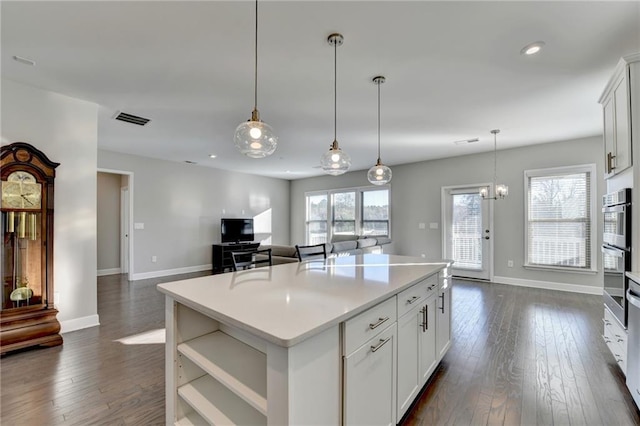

left=627, top=289, right=640, bottom=309
left=602, top=204, right=626, bottom=214
left=601, top=245, right=624, bottom=257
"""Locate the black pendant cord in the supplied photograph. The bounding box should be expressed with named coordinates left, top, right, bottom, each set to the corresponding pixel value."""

left=254, top=0, right=258, bottom=112
left=377, top=80, right=381, bottom=161
left=334, top=38, right=337, bottom=143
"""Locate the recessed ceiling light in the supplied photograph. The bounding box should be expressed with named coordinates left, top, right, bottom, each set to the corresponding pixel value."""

left=209, top=154, right=217, bottom=159
left=520, top=41, right=545, bottom=55
left=12, top=55, right=36, bottom=66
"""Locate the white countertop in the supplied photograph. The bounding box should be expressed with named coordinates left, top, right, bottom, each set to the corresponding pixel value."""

left=628, top=271, right=640, bottom=283
left=157, top=254, right=449, bottom=347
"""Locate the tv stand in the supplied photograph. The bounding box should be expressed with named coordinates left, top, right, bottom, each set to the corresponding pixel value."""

left=212, top=242, right=260, bottom=274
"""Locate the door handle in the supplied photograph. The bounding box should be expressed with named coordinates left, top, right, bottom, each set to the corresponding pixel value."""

left=607, top=152, right=616, bottom=174
left=369, top=317, right=389, bottom=330
left=439, top=293, right=445, bottom=313
left=370, top=337, right=391, bottom=353
left=627, top=289, right=640, bottom=309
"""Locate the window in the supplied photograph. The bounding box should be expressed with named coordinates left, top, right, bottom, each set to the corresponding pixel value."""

left=332, top=191, right=356, bottom=236
left=525, top=164, right=595, bottom=272
left=362, top=189, right=390, bottom=236
left=306, top=193, right=328, bottom=244
left=305, top=187, right=390, bottom=244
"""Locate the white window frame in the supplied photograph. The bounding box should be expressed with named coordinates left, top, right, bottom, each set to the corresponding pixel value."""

left=304, top=185, right=391, bottom=244
left=524, top=164, right=597, bottom=274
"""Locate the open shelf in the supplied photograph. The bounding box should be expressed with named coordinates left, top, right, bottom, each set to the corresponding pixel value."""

left=178, top=375, right=266, bottom=425
left=178, top=330, right=267, bottom=415
left=175, top=410, right=206, bottom=426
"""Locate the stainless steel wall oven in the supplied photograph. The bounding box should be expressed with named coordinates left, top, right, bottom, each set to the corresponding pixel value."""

left=602, top=188, right=631, bottom=327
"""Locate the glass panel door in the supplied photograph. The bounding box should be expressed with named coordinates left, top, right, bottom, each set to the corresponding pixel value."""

left=443, top=186, right=491, bottom=280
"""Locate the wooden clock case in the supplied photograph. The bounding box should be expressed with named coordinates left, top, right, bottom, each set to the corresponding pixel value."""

left=1, top=142, right=62, bottom=354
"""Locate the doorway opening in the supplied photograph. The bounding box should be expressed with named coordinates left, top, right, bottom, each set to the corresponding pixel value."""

left=97, top=169, right=133, bottom=281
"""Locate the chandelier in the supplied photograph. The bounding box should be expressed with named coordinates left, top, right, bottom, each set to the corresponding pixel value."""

left=479, top=129, right=508, bottom=200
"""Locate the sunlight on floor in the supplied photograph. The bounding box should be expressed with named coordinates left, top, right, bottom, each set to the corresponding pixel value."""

left=114, top=328, right=165, bottom=345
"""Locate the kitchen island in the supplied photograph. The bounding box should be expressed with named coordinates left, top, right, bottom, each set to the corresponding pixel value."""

left=158, top=253, right=451, bottom=425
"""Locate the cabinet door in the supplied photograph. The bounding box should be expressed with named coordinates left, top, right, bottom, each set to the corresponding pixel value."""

left=436, top=288, right=452, bottom=360
left=396, top=306, right=421, bottom=421
left=344, top=324, right=397, bottom=426
left=613, top=73, right=631, bottom=173
left=420, top=296, right=437, bottom=385
left=603, top=93, right=616, bottom=178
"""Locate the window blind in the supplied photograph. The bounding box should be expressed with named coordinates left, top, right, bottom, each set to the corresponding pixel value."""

left=527, top=170, right=591, bottom=269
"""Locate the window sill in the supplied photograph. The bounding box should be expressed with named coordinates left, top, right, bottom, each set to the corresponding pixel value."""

left=524, top=264, right=598, bottom=275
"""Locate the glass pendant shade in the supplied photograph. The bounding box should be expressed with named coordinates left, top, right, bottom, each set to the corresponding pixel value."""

left=368, top=75, right=392, bottom=185
left=234, top=0, right=277, bottom=158
left=495, top=184, right=509, bottom=198
left=234, top=110, right=277, bottom=158
left=368, top=161, right=392, bottom=185
left=321, top=141, right=351, bottom=176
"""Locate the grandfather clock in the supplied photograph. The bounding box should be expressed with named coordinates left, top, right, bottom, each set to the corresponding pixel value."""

left=1, top=142, right=62, bottom=354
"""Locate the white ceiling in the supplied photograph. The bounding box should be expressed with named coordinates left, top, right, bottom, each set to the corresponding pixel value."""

left=2, top=1, right=639, bottom=180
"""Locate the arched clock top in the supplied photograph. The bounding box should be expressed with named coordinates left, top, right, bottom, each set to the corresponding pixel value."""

left=1, top=142, right=60, bottom=182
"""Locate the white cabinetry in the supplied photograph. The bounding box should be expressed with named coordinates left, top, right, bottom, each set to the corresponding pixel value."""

left=343, top=297, right=397, bottom=426
left=169, top=303, right=268, bottom=425
left=603, top=306, right=628, bottom=374
left=396, top=275, right=438, bottom=421
left=436, top=269, right=452, bottom=359
left=599, top=56, right=634, bottom=178
left=344, top=324, right=397, bottom=426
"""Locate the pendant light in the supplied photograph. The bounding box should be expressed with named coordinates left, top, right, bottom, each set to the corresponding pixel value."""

left=320, top=33, right=351, bottom=176
left=234, top=0, right=277, bottom=158
left=480, top=129, right=509, bottom=200
left=367, top=76, right=392, bottom=185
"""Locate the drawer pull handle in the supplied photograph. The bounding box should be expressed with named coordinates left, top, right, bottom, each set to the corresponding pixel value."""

left=369, top=317, right=390, bottom=330
left=617, top=338, right=624, bottom=343
left=407, top=295, right=421, bottom=305
left=371, top=337, right=391, bottom=353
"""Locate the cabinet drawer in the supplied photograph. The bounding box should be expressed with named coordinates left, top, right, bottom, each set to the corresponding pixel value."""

left=397, top=280, right=429, bottom=318
left=344, top=297, right=396, bottom=355
left=603, top=307, right=628, bottom=374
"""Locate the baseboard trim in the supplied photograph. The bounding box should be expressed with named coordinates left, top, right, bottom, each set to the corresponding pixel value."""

left=131, top=264, right=212, bottom=281
left=60, top=314, right=100, bottom=334
left=493, top=275, right=603, bottom=295
left=97, top=267, right=122, bottom=277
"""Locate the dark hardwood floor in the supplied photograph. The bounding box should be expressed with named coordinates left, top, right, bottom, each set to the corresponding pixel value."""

left=1, top=274, right=639, bottom=425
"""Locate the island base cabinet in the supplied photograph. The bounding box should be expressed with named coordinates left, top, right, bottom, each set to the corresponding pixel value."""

left=166, top=299, right=341, bottom=426
left=344, top=324, right=397, bottom=426
left=396, top=295, right=437, bottom=421
left=419, top=296, right=438, bottom=385
left=436, top=286, right=452, bottom=359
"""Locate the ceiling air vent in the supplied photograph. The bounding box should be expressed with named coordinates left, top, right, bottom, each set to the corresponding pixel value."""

left=113, top=111, right=150, bottom=126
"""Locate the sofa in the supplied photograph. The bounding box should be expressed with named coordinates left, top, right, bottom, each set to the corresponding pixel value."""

left=261, top=235, right=392, bottom=266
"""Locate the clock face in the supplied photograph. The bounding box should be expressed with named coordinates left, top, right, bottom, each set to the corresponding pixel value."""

left=2, top=171, right=42, bottom=210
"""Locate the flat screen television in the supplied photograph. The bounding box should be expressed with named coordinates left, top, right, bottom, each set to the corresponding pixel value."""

left=221, top=218, right=254, bottom=243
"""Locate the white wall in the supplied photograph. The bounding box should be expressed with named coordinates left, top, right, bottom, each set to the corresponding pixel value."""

left=97, top=172, right=121, bottom=273
left=98, top=150, right=291, bottom=279
left=1, top=79, right=99, bottom=332
left=291, top=136, right=605, bottom=293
